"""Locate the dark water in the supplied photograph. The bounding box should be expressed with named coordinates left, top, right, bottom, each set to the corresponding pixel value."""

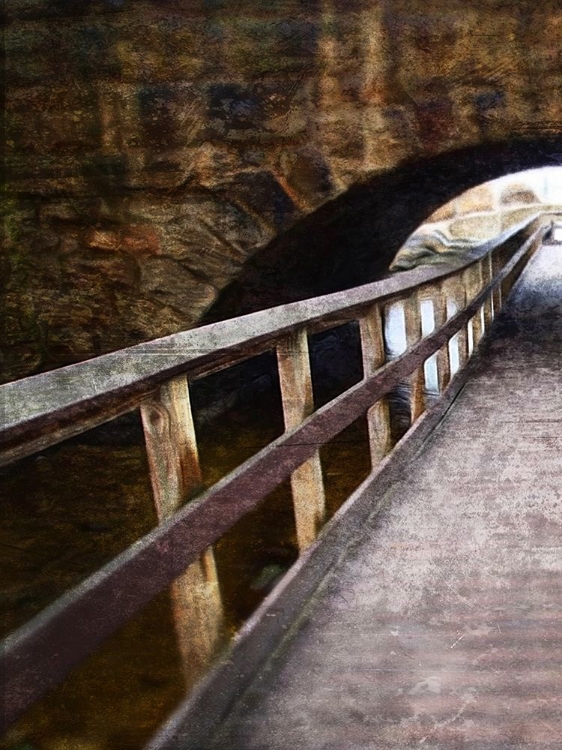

left=1, top=355, right=373, bottom=749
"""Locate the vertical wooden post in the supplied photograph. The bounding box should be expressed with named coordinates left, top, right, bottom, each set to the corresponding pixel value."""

left=505, top=246, right=529, bottom=296
left=491, top=247, right=503, bottom=314
left=403, top=292, right=425, bottom=423
left=359, top=304, right=392, bottom=467
left=432, top=281, right=451, bottom=393
left=461, top=266, right=476, bottom=355
left=453, top=278, right=469, bottom=369
left=500, top=249, right=516, bottom=300
left=467, top=263, right=484, bottom=348
left=141, top=375, right=224, bottom=688
left=481, top=257, right=494, bottom=330
left=277, top=328, right=326, bottom=552
left=487, top=253, right=496, bottom=321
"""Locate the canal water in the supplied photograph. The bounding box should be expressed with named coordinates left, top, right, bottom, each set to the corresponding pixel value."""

left=0, top=303, right=463, bottom=749
left=1, top=358, right=371, bottom=749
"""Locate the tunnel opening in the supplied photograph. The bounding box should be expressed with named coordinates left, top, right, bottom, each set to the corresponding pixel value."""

left=365, top=165, right=562, bottom=443
left=192, top=162, right=562, bottom=442
left=202, top=138, right=562, bottom=324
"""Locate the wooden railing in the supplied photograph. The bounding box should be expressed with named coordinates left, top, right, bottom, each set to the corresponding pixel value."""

left=0, top=215, right=547, bottom=739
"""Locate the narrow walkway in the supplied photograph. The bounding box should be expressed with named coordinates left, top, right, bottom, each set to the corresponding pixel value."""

left=209, top=244, right=562, bottom=749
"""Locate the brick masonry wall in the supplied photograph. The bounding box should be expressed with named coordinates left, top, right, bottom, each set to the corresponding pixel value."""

left=4, top=0, right=562, bottom=381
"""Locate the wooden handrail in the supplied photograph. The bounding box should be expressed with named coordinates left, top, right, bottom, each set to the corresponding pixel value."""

left=0, top=216, right=541, bottom=467
left=0, top=214, right=549, bottom=738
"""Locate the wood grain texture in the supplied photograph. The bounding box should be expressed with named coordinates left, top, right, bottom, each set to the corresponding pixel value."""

left=432, top=281, right=452, bottom=393
left=404, top=292, right=426, bottom=422
left=451, top=278, right=469, bottom=369
left=471, top=261, right=486, bottom=346
left=141, top=377, right=203, bottom=519
left=359, top=305, right=391, bottom=466
left=141, top=377, right=224, bottom=687
left=146, top=350, right=483, bottom=750
left=146, top=239, right=553, bottom=750
left=277, top=329, right=326, bottom=551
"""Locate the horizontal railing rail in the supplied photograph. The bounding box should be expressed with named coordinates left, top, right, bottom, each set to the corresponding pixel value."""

left=0, top=215, right=543, bottom=467
left=0, top=213, right=548, bottom=738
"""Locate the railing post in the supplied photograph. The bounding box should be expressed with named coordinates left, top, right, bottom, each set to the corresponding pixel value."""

left=277, top=328, right=326, bottom=552
left=492, top=246, right=503, bottom=315
left=404, top=292, right=425, bottom=422
left=432, top=281, right=452, bottom=393
left=359, top=304, right=392, bottom=467
left=466, top=263, right=484, bottom=348
left=481, top=257, right=494, bottom=330
left=500, top=248, right=517, bottom=300
left=452, top=279, right=469, bottom=368
left=141, top=375, right=224, bottom=688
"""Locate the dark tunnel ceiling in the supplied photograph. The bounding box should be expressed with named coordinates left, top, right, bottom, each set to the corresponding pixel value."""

left=202, top=137, right=562, bottom=324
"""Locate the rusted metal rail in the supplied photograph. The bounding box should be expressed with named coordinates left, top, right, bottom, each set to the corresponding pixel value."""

left=0, top=215, right=547, bottom=737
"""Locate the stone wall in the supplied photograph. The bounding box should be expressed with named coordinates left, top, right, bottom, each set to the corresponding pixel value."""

left=5, top=0, right=562, bottom=381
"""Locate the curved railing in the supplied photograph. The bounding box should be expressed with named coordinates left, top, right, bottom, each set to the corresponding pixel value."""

left=0, top=214, right=548, bottom=740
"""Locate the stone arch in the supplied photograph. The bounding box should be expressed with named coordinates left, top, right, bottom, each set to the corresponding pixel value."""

left=203, top=137, right=562, bottom=322
left=6, top=0, right=562, bottom=381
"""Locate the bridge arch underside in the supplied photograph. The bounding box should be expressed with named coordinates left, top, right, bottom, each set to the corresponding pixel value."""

left=204, top=138, right=562, bottom=322
left=7, top=0, right=562, bottom=382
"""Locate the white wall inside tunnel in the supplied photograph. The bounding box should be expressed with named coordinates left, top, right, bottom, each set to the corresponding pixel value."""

left=391, top=166, right=562, bottom=273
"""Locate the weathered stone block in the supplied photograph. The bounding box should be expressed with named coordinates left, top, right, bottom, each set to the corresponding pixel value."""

left=317, top=109, right=366, bottom=162
left=62, top=253, right=138, bottom=288
left=363, top=128, right=414, bottom=173
left=426, top=201, right=456, bottom=222
left=7, top=84, right=101, bottom=156
left=190, top=144, right=254, bottom=189
left=97, top=83, right=144, bottom=152
left=205, top=80, right=309, bottom=141
left=112, top=19, right=209, bottom=83
left=85, top=224, right=161, bottom=255
left=137, top=84, right=201, bottom=150
left=454, top=184, right=496, bottom=215
left=39, top=202, right=81, bottom=223
left=32, top=230, right=61, bottom=252
left=448, top=213, right=502, bottom=240
left=217, top=170, right=299, bottom=233
left=499, top=183, right=540, bottom=205
left=85, top=229, right=121, bottom=252
left=114, top=294, right=186, bottom=342
left=222, top=17, right=318, bottom=77
left=139, top=257, right=216, bottom=317
left=277, top=145, right=334, bottom=209
left=125, top=192, right=273, bottom=270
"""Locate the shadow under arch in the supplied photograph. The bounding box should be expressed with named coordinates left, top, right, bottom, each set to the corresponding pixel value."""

left=203, top=136, right=562, bottom=323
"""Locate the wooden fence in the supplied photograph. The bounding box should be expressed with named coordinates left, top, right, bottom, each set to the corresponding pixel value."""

left=0, top=215, right=547, bottom=739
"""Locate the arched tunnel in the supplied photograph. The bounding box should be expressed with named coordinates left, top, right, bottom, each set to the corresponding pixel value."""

left=202, top=138, right=562, bottom=321
left=5, top=0, right=562, bottom=383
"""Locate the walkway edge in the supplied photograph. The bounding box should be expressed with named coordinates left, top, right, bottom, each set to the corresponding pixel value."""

left=145, top=352, right=485, bottom=750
